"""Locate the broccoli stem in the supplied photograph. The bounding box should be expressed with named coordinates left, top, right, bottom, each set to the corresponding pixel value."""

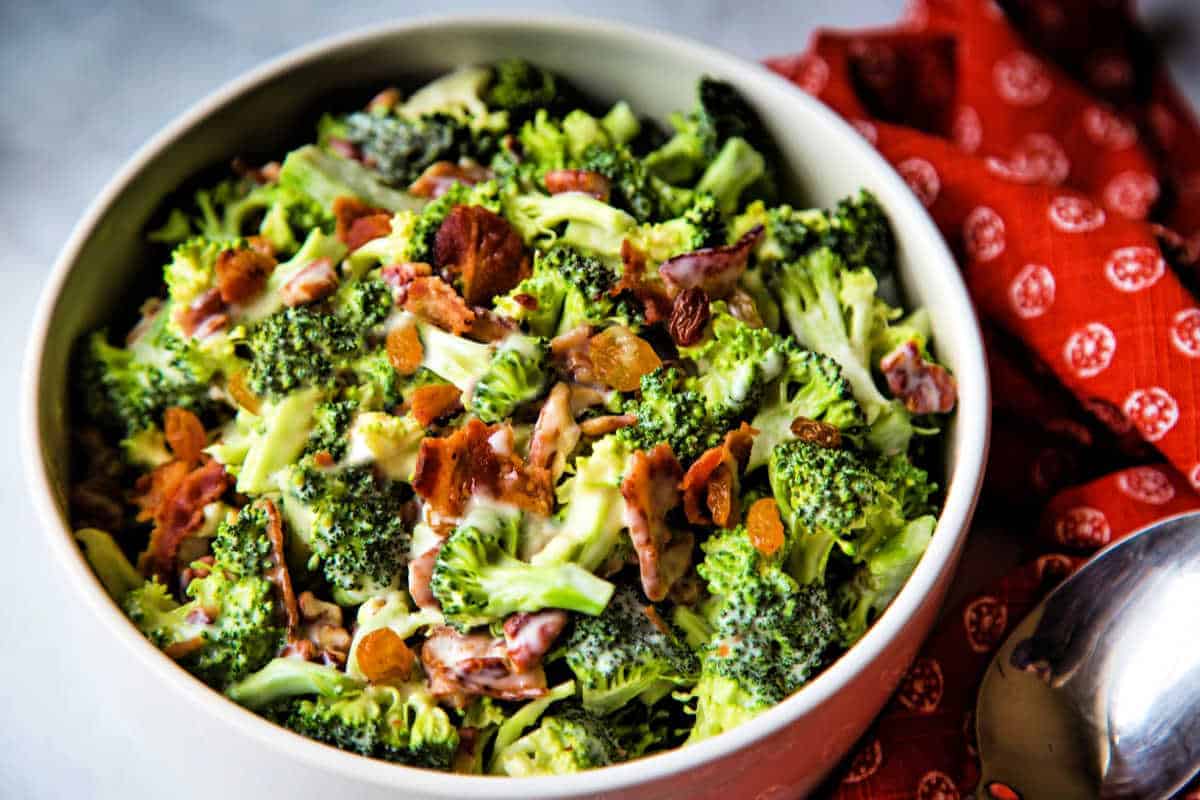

left=477, top=559, right=615, bottom=618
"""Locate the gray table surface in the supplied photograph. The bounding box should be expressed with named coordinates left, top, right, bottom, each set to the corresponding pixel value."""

left=4, top=1, right=1200, bottom=797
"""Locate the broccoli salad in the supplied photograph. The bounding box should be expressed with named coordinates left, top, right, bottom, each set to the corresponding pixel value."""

left=69, top=60, right=958, bottom=775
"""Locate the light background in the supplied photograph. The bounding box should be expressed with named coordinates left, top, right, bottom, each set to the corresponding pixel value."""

left=3, top=1, right=1199, bottom=797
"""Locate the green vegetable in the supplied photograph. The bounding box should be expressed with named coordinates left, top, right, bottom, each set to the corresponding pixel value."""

left=618, top=367, right=726, bottom=463
left=470, top=334, right=550, bottom=423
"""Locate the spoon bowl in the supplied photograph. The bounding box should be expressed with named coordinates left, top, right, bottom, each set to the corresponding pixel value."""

left=976, top=511, right=1200, bottom=800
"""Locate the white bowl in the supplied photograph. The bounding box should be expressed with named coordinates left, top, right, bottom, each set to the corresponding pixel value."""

left=22, top=14, right=989, bottom=799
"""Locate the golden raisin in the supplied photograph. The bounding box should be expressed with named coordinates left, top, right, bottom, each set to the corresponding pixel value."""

left=791, top=416, right=842, bottom=448
left=386, top=324, right=424, bottom=376
left=163, top=407, right=206, bottom=465
left=227, top=371, right=262, bottom=415
left=410, top=384, right=463, bottom=427
left=746, top=498, right=785, bottom=556
left=356, top=628, right=415, bottom=684
left=589, top=326, right=662, bottom=392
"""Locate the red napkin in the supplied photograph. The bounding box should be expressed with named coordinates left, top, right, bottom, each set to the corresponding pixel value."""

left=765, top=1, right=1200, bottom=796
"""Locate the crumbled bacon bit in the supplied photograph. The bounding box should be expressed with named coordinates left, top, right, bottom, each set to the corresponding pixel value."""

left=659, top=225, right=765, bottom=299
left=412, top=418, right=552, bottom=518
left=138, top=459, right=230, bottom=579
left=621, top=444, right=684, bottom=601
left=512, top=293, right=537, bottom=310
left=528, top=383, right=580, bottom=478
left=408, top=543, right=442, bottom=611
left=464, top=308, right=516, bottom=344
left=434, top=205, right=530, bottom=306
left=386, top=324, right=424, bottom=376
left=381, top=261, right=433, bottom=295
left=179, top=555, right=215, bottom=594
left=333, top=195, right=392, bottom=251
left=227, top=371, right=262, bottom=415
left=163, top=407, right=206, bottom=466
left=231, top=158, right=281, bottom=185
left=356, top=627, right=416, bottom=683
left=421, top=626, right=548, bottom=708
left=246, top=235, right=275, bottom=258
left=880, top=340, right=958, bottom=414
left=403, top=276, right=476, bottom=335
left=327, top=138, right=362, bottom=161
left=550, top=325, right=599, bottom=385
left=791, top=416, right=842, bottom=448
left=589, top=325, right=662, bottom=392
left=409, top=161, right=494, bottom=199
left=543, top=170, right=611, bottom=201
left=503, top=610, right=568, bottom=672
left=613, top=240, right=671, bottom=324
left=667, top=287, right=711, bottom=347
left=163, top=637, right=207, bottom=660
left=280, top=257, right=339, bottom=307
left=680, top=423, right=757, bottom=527
left=175, top=288, right=228, bottom=339
left=133, top=460, right=190, bottom=524
left=578, top=414, right=636, bottom=437
left=746, top=498, right=785, bottom=556
left=262, top=498, right=301, bottom=635
left=215, top=247, right=276, bottom=305
left=410, top=384, right=463, bottom=427
left=366, top=87, right=402, bottom=114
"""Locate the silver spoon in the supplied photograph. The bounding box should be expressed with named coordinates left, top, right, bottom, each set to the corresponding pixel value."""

left=975, top=510, right=1200, bottom=800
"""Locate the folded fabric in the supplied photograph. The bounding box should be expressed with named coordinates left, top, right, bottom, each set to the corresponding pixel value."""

left=766, top=1, right=1200, bottom=796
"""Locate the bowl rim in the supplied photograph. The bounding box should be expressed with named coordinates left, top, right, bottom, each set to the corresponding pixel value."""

left=21, top=12, right=990, bottom=797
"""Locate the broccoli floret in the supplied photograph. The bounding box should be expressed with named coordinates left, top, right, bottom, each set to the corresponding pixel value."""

left=288, top=684, right=459, bottom=769
left=79, top=326, right=213, bottom=438
left=470, top=334, right=550, bottom=423
left=304, top=400, right=356, bottom=461
left=342, top=411, right=426, bottom=483
left=120, top=425, right=173, bottom=469
left=618, top=367, right=725, bottom=464
left=123, top=503, right=288, bottom=688
left=430, top=504, right=615, bottom=628
left=189, top=179, right=331, bottom=254
left=332, top=276, right=393, bottom=336
left=601, top=101, right=641, bottom=147
left=75, top=528, right=144, bottom=600
left=773, top=245, right=912, bottom=451
left=495, top=245, right=633, bottom=336
left=398, top=66, right=507, bottom=132
left=746, top=344, right=864, bottom=471
left=279, top=465, right=410, bottom=603
left=532, top=434, right=630, bottom=570
left=695, top=76, right=772, bottom=155
left=485, top=58, right=572, bottom=120
left=563, top=586, right=699, bottom=715
left=278, top=145, right=424, bottom=213
left=828, top=190, right=895, bottom=277
left=493, top=704, right=623, bottom=776
left=686, top=527, right=836, bottom=741
left=408, top=315, right=493, bottom=392
left=679, top=305, right=787, bottom=422
left=695, top=137, right=766, bottom=215
left=626, top=193, right=727, bottom=266
left=164, top=236, right=224, bottom=309
left=838, top=515, right=934, bottom=646
left=345, top=348, right=404, bottom=411
left=226, top=657, right=362, bottom=709
left=503, top=190, right=636, bottom=262
left=340, top=111, right=477, bottom=187
left=225, top=387, right=321, bottom=495
left=244, top=307, right=358, bottom=399
left=578, top=145, right=660, bottom=222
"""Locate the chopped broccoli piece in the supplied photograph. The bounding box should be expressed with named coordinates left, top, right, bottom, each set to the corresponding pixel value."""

left=288, top=683, right=459, bottom=769
left=340, top=111, right=477, bottom=187
left=244, top=307, right=358, bottom=400
left=495, top=245, right=633, bottom=336
left=695, top=137, right=765, bottom=215
left=838, top=515, right=934, bottom=645
left=409, top=314, right=493, bottom=392
left=601, top=101, right=641, bottom=147
left=225, top=657, right=362, bottom=709
left=828, top=190, right=895, bottom=277
left=493, top=704, right=623, bottom=776
left=75, top=528, right=144, bottom=600
left=233, top=388, right=323, bottom=494
left=470, top=334, right=550, bottom=423
left=123, top=504, right=288, bottom=688
left=303, top=399, right=356, bottom=462
left=679, top=305, right=787, bottom=421
left=578, top=144, right=660, bottom=222
left=486, top=58, right=573, bottom=120
left=563, top=585, right=699, bottom=715
left=618, top=367, right=726, bottom=464
left=399, top=66, right=506, bottom=132
left=431, top=504, right=615, bottom=628
left=120, top=425, right=173, bottom=469
left=342, top=411, right=425, bottom=483
left=278, top=145, right=424, bottom=213
left=686, top=527, right=836, bottom=741
left=503, top=190, right=636, bottom=262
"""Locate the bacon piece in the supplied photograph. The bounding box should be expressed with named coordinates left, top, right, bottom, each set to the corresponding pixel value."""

left=613, top=240, right=671, bottom=324
left=659, top=225, right=764, bottom=299
left=434, top=205, right=530, bottom=306
left=464, top=308, right=516, bottom=343
left=543, top=171, right=611, bottom=202
left=232, top=158, right=282, bottom=185
left=413, top=418, right=553, bottom=518
left=527, top=383, right=581, bottom=479
left=403, top=276, right=476, bottom=335
left=262, top=499, right=301, bottom=636
left=215, top=247, right=276, bottom=304
left=175, top=288, right=228, bottom=339
left=658, top=533, right=695, bottom=600
left=550, top=325, right=599, bottom=385
left=410, top=384, right=463, bottom=427
left=621, top=444, right=684, bottom=602
left=503, top=610, right=568, bottom=672
left=381, top=261, right=434, bottom=297
left=280, top=257, right=339, bottom=307
left=133, top=460, right=190, bottom=524
left=163, top=407, right=206, bottom=466
left=880, top=340, right=958, bottom=414
left=333, top=195, right=392, bottom=251
left=328, top=138, right=363, bottom=161
left=408, top=543, right=443, bottom=611
left=680, top=423, right=757, bottom=527
left=366, top=87, right=402, bottom=114
left=421, top=626, right=548, bottom=708
left=139, top=459, right=230, bottom=579
left=579, top=414, right=636, bottom=437
left=410, top=161, right=494, bottom=198
left=295, top=590, right=350, bottom=666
